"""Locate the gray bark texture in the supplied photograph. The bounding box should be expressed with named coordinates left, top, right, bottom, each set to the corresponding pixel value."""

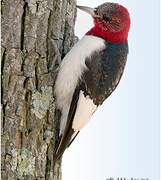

left=1, top=0, right=77, bottom=179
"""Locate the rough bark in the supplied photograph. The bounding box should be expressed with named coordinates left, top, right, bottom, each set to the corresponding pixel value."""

left=1, top=0, right=76, bottom=179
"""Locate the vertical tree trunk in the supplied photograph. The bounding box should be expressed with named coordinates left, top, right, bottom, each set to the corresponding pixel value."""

left=1, top=0, right=76, bottom=179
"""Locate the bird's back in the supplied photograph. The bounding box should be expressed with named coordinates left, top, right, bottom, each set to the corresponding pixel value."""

left=81, top=41, right=129, bottom=106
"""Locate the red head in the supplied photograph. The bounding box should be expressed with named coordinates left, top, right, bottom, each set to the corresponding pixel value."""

left=77, top=3, right=131, bottom=43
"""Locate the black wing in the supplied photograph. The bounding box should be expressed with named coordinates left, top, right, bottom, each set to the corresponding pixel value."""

left=80, top=41, right=128, bottom=106
left=54, top=41, right=128, bottom=160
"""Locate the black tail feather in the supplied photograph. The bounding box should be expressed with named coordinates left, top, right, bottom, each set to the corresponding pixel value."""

left=53, top=87, right=80, bottom=164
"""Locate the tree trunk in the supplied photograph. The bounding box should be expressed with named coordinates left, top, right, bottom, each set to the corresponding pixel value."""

left=1, top=0, right=76, bottom=179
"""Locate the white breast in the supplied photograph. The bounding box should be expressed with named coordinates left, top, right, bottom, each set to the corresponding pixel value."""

left=54, top=35, right=105, bottom=135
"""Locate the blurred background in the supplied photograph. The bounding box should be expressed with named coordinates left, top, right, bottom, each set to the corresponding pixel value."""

left=62, top=0, right=160, bottom=179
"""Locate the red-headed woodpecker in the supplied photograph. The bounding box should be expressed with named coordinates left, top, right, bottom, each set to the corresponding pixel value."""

left=54, top=2, right=131, bottom=160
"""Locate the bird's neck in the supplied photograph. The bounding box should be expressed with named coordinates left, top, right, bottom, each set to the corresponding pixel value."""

left=86, top=26, right=128, bottom=43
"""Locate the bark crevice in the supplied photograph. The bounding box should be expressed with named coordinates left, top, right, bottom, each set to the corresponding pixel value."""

left=21, top=2, right=27, bottom=51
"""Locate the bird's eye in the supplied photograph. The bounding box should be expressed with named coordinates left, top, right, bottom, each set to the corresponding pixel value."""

left=103, top=15, right=112, bottom=22
left=94, top=8, right=98, bottom=14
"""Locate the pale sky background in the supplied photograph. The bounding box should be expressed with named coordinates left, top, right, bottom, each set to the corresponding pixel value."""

left=62, top=0, right=160, bottom=180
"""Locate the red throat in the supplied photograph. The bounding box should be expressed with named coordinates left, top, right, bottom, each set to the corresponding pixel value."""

left=86, top=25, right=129, bottom=43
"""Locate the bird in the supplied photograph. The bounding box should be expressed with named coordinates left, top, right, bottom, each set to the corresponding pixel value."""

left=54, top=2, right=131, bottom=161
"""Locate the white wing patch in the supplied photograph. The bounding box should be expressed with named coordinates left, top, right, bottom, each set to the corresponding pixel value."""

left=72, top=90, right=97, bottom=131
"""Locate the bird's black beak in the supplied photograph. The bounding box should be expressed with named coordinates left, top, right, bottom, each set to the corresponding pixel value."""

left=76, top=5, right=96, bottom=17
